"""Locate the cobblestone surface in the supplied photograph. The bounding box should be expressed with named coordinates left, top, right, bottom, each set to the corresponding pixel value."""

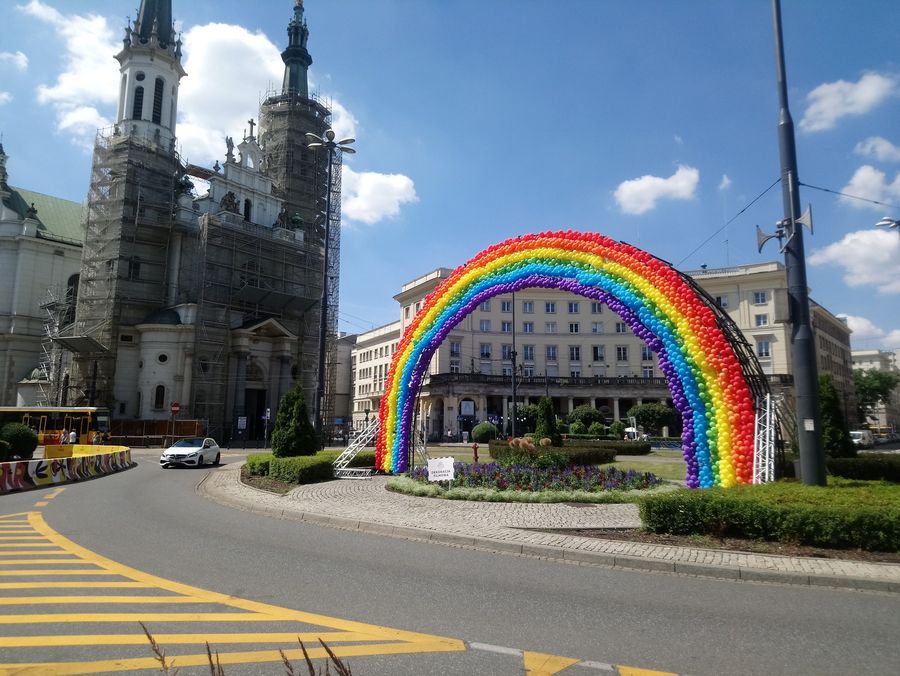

left=199, top=465, right=900, bottom=589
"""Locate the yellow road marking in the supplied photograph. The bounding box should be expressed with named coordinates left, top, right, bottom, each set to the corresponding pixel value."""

left=34, top=501, right=49, bottom=507
left=618, top=666, right=679, bottom=676
left=523, top=650, right=580, bottom=674
left=0, top=511, right=466, bottom=672
left=46, top=488, right=66, bottom=499
left=0, top=543, right=58, bottom=548
left=0, top=536, right=47, bottom=540
left=0, top=551, right=71, bottom=556
left=0, top=559, right=84, bottom=565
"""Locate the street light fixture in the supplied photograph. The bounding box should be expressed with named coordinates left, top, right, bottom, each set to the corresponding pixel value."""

left=306, top=129, right=355, bottom=446
left=876, top=216, right=899, bottom=235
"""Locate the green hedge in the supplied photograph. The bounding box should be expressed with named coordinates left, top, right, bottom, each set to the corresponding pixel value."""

left=0, top=439, right=10, bottom=462
left=246, top=453, right=273, bottom=476
left=489, top=442, right=615, bottom=466
left=269, top=455, right=334, bottom=484
left=639, top=482, right=900, bottom=552
left=316, top=450, right=377, bottom=468
left=826, top=455, right=900, bottom=483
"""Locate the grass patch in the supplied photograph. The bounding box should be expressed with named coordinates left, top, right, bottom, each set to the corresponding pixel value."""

left=602, top=461, right=686, bottom=482
left=387, top=475, right=677, bottom=503
left=648, top=450, right=683, bottom=459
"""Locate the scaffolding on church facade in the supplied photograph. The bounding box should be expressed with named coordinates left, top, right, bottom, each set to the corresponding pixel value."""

left=68, top=126, right=184, bottom=410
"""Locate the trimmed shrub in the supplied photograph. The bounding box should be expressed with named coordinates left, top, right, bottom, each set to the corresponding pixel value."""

left=587, top=422, right=606, bottom=438
left=639, top=483, right=900, bottom=552
left=0, top=423, right=38, bottom=460
left=490, top=441, right=616, bottom=466
left=471, top=422, right=499, bottom=443
left=827, top=455, right=900, bottom=483
left=269, top=455, right=334, bottom=484
left=316, top=450, right=377, bottom=468
left=0, top=439, right=11, bottom=462
left=569, top=420, right=587, bottom=435
left=567, top=404, right=606, bottom=428
left=271, top=383, right=319, bottom=457
left=534, top=397, right=562, bottom=447
left=245, top=452, right=273, bottom=476
left=609, top=420, right=626, bottom=439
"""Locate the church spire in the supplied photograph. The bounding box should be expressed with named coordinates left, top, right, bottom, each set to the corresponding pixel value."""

left=134, top=0, right=174, bottom=48
left=281, top=0, right=313, bottom=98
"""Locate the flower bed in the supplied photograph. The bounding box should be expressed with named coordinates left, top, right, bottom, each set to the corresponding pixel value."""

left=408, top=461, right=663, bottom=493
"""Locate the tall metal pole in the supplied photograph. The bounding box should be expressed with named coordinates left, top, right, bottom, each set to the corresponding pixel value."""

left=313, top=147, right=334, bottom=447
left=771, top=0, right=825, bottom=485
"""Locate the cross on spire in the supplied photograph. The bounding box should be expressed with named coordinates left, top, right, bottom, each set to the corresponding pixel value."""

left=247, top=118, right=256, bottom=139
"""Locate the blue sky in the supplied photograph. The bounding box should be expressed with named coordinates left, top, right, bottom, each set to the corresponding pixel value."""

left=1, top=1, right=898, bottom=349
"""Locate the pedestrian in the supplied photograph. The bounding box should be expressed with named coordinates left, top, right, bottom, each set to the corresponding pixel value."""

left=59, top=429, right=68, bottom=445
left=68, top=429, right=78, bottom=444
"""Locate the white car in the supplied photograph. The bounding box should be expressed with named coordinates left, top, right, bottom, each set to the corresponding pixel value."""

left=159, top=437, right=220, bottom=468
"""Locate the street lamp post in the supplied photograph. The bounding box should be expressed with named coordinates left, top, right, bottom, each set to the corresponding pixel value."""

left=306, top=129, right=355, bottom=446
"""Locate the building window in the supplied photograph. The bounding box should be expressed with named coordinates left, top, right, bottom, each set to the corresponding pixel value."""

left=523, top=366, right=535, bottom=377
left=522, top=321, right=534, bottom=333
left=568, top=302, right=580, bottom=314
left=132, top=85, right=144, bottom=119
left=481, top=361, right=493, bottom=375
left=757, top=339, right=771, bottom=358
left=501, top=321, right=512, bottom=333
left=450, top=341, right=461, bottom=357
left=415, top=302, right=421, bottom=312
left=450, top=359, right=460, bottom=374
left=592, top=345, right=605, bottom=362
left=616, top=346, right=629, bottom=362
left=502, top=344, right=514, bottom=360
left=641, top=345, right=653, bottom=361
left=480, top=300, right=491, bottom=312
left=591, top=302, right=603, bottom=314
left=715, top=295, right=729, bottom=309
left=501, top=300, right=512, bottom=313
left=157, top=353, right=168, bottom=364
left=405, top=306, right=410, bottom=319
left=591, top=322, right=604, bottom=334
left=522, top=300, right=534, bottom=314
left=569, top=346, right=581, bottom=362
left=479, top=343, right=492, bottom=359
left=127, top=256, right=141, bottom=280
left=523, top=344, right=535, bottom=361
left=152, top=77, right=164, bottom=124
left=120, top=334, right=134, bottom=343
left=642, top=366, right=655, bottom=378
left=545, top=321, right=557, bottom=334
left=569, top=322, right=580, bottom=334
left=243, top=198, right=252, bottom=222
left=545, top=301, right=556, bottom=314
left=502, top=366, right=513, bottom=377
left=755, top=314, right=769, bottom=327
left=753, top=291, right=767, bottom=305
left=480, top=320, right=491, bottom=332
left=615, top=322, right=628, bottom=334
left=546, top=345, right=557, bottom=361
left=153, top=385, right=165, bottom=409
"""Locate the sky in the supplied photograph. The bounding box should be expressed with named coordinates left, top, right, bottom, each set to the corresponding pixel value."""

left=1, top=0, right=898, bottom=351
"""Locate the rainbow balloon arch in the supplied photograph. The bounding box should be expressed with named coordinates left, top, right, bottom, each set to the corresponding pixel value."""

left=375, top=231, right=772, bottom=488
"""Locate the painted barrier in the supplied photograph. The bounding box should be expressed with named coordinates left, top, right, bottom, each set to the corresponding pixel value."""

left=44, top=444, right=126, bottom=459
left=0, top=447, right=133, bottom=494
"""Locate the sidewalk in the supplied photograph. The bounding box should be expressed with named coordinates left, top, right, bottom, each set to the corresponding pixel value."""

left=198, top=464, right=900, bottom=594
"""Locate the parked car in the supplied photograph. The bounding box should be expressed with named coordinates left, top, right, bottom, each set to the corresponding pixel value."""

left=849, top=430, right=874, bottom=449
left=159, top=438, right=220, bottom=468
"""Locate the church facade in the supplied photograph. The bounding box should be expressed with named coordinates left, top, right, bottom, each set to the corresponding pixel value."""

left=54, top=0, right=339, bottom=442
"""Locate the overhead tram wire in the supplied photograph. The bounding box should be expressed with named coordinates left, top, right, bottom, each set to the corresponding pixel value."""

left=676, top=177, right=782, bottom=267
left=798, top=182, right=900, bottom=211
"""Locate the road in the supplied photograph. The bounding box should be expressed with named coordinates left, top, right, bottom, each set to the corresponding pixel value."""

left=0, top=451, right=898, bottom=675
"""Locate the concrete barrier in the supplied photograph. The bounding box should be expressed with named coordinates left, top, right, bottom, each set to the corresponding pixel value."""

left=0, top=447, right=134, bottom=494
left=44, top=444, right=129, bottom=459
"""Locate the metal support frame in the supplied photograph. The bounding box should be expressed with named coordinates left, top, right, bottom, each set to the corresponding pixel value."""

left=753, top=393, right=776, bottom=484
left=333, top=415, right=378, bottom=479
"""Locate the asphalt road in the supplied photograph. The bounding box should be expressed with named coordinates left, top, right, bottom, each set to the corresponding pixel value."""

left=1, top=454, right=898, bottom=675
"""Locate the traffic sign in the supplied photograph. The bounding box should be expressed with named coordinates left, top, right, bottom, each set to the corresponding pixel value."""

left=171, top=401, right=181, bottom=416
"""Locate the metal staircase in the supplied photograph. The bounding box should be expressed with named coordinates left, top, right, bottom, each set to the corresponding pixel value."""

left=333, top=417, right=379, bottom=479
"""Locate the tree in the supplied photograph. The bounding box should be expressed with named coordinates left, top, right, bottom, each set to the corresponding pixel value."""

left=271, top=383, right=319, bottom=457
left=566, top=404, right=605, bottom=428
left=626, top=402, right=680, bottom=436
left=516, top=403, right=540, bottom=433
left=0, top=423, right=38, bottom=460
left=609, top=420, right=626, bottom=439
left=818, top=374, right=856, bottom=458
left=587, top=421, right=606, bottom=437
left=853, top=369, right=900, bottom=424
left=533, top=397, right=562, bottom=446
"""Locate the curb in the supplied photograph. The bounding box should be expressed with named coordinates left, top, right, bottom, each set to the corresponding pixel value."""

left=196, top=469, right=900, bottom=595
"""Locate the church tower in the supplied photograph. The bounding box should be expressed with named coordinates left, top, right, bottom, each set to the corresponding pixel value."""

left=259, top=0, right=339, bottom=430
left=69, top=0, right=189, bottom=413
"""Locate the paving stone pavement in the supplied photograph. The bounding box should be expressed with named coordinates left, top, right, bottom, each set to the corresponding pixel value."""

left=198, top=464, right=900, bottom=594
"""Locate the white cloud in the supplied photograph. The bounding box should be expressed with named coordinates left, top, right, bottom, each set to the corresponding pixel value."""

left=328, top=99, right=358, bottom=144
left=341, top=166, right=418, bottom=225
left=799, top=72, right=897, bottom=133
left=718, top=174, right=732, bottom=192
left=18, top=0, right=119, bottom=145
left=0, top=92, right=12, bottom=106
left=673, top=135, right=683, bottom=145
left=613, top=165, right=699, bottom=215
left=837, top=314, right=900, bottom=350
left=809, top=229, right=900, bottom=294
left=0, top=50, right=28, bottom=71
left=840, top=165, right=900, bottom=210
left=854, top=136, right=900, bottom=163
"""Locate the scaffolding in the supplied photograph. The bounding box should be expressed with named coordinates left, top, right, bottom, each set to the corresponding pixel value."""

left=70, top=126, right=184, bottom=407
left=37, top=285, right=77, bottom=406
left=259, top=90, right=341, bottom=440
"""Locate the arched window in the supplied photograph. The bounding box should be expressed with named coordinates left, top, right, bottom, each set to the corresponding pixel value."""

left=131, top=86, right=144, bottom=120
left=152, top=77, right=164, bottom=125
left=243, top=198, right=252, bottom=222
left=154, top=385, right=165, bottom=409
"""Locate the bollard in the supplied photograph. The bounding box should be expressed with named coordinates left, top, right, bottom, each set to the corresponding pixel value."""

left=471, top=442, right=479, bottom=464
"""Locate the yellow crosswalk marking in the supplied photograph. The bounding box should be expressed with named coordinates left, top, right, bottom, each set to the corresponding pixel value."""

left=0, top=511, right=466, bottom=672
left=618, top=666, right=679, bottom=676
